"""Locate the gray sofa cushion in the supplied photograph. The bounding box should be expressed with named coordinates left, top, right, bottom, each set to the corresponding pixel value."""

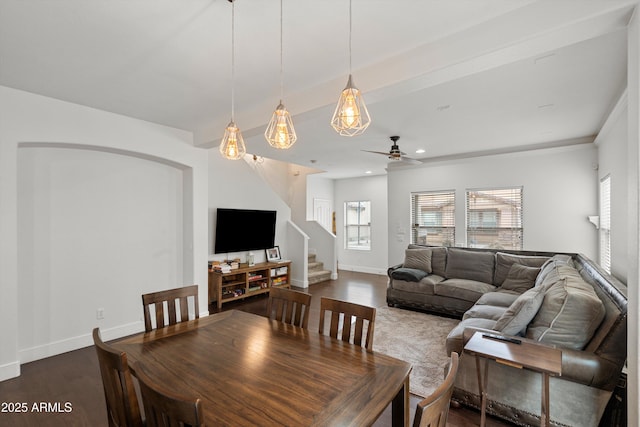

left=434, top=278, right=496, bottom=303
left=403, top=248, right=432, bottom=273
left=475, top=291, right=519, bottom=307
left=391, top=267, right=428, bottom=282
left=535, top=254, right=574, bottom=287
left=527, top=264, right=606, bottom=350
left=495, top=285, right=546, bottom=336
left=499, top=263, right=540, bottom=294
left=409, top=245, right=447, bottom=276
left=494, top=252, right=549, bottom=285
left=445, top=318, right=498, bottom=354
left=445, top=248, right=495, bottom=283
left=463, top=304, right=508, bottom=321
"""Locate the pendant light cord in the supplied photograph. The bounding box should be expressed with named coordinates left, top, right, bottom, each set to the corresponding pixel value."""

left=231, top=0, right=236, bottom=121
left=349, top=0, right=352, bottom=73
left=279, top=0, right=284, bottom=102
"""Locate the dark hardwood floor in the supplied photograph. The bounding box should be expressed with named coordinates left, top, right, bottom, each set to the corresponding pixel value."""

left=0, top=270, right=512, bottom=427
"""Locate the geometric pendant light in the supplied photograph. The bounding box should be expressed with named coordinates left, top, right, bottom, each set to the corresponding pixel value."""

left=219, top=0, right=247, bottom=160
left=265, top=0, right=297, bottom=149
left=330, top=0, right=371, bottom=137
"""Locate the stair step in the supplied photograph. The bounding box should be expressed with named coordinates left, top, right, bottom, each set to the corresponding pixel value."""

left=308, top=253, right=316, bottom=263
left=308, top=261, right=325, bottom=272
left=308, top=270, right=332, bottom=285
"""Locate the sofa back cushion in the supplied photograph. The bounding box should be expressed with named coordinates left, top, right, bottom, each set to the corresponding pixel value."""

left=445, top=248, right=495, bottom=283
left=409, top=245, right=447, bottom=276
left=403, top=248, right=432, bottom=273
left=494, top=252, right=549, bottom=285
left=499, top=263, right=540, bottom=294
left=526, top=263, right=605, bottom=350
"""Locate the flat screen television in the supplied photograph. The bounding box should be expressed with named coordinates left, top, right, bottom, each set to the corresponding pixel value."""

left=214, top=208, right=277, bottom=254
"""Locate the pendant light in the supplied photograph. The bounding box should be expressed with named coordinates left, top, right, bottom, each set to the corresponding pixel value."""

left=330, top=0, right=371, bottom=137
left=265, top=0, right=297, bottom=149
left=220, top=0, right=246, bottom=160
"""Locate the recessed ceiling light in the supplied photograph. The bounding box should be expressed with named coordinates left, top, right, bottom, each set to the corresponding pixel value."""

left=415, top=149, right=426, bottom=154
left=365, top=170, right=372, bottom=174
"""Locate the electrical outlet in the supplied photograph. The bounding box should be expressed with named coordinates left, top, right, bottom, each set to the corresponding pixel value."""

left=96, top=308, right=104, bottom=320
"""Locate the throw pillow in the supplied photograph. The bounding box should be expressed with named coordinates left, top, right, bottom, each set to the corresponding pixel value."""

left=390, top=267, right=428, bottom=282
left=495, top=286, right=546, bottom=336
left=403, top=248, right=432, bottom=273
left=500, top=263, right=541, bottom=294
left=494, top=252, right=549, bottom=285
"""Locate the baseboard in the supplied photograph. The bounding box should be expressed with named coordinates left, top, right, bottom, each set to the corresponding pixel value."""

left=338, top=264, right=387, bottom=276
left=19, top=321, right=144, bottom=364
left=0, top=360, right=21, bottom=382
left=291, top=278, right=308, bottom=288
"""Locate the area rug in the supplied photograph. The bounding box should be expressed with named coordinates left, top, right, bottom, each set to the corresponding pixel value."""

left=372, top=306, right=459, bottom=398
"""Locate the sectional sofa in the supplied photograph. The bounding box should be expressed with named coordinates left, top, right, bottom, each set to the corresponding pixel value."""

left=386, top=245, right=627, bottom=427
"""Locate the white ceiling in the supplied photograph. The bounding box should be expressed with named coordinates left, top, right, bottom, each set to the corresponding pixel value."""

left=0, top=0, right=634, bottom=178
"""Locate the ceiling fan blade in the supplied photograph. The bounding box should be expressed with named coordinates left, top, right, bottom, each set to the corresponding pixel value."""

left=399, top=157, right=423, bottom=165
left=362, top=150, right=392, bottom=156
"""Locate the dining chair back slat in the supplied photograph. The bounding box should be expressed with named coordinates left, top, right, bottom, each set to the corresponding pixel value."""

left=267, top=287, right=312, bottom=329
left=142, top=285, right=199, bottom=332
left=133, top=361, right=205, bottom=427
left=413, top=352, right=460, bottom=427
left=92, top=328, right=143, bottom=427
left=318, top=297, right=376, bottom=351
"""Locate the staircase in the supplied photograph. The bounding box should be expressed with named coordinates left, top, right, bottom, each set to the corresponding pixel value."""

left=308, top=253, right=332, bottom=285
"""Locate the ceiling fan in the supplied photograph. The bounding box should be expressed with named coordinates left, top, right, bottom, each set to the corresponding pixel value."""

left=362, top=136, right=422, bottom=165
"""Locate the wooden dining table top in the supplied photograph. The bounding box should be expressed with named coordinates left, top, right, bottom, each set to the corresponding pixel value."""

left=112, top=310, right=412, bottom=426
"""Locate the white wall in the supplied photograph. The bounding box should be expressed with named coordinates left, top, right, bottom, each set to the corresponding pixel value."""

left=335, top=174, right=389, bottom=275
left=595, top=93, right=629, bottom=282
left=387, top=144, right=599, bottom=266
left=306, top=175, right=335, bottom=223
left=207, top=151, right=292, bottom=264
left=0, top=86, right=208, bottom=379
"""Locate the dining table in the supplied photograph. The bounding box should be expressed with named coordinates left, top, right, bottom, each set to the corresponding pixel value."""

left=112, top=309, right=412, bottom=426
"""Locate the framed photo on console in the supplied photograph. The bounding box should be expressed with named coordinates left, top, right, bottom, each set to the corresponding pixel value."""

left=266, top=246, right=281, bottom=262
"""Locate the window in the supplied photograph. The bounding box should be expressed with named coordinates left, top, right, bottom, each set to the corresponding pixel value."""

left=600, top=175, right=611, bottom=273
left=466, top=187, right=523, bottom=250
left=410, top=191, right=455, bottom=246
left=344, top=201, right=371, bottom=250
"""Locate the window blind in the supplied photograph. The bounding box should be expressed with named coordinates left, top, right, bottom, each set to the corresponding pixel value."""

left=466, top=187, right=523, bottom=250
left=600, top=175, right=611, bottom=273
left=410, top=191, right=455, bottom=246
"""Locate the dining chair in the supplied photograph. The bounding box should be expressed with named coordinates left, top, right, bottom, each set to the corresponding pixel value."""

left=267, top=287, right=312, bottom=329
left=133, top=361, right=205, bottom=427
left=142, top=284, right=199, bottom=332
left=92, top=328, right=144, bottom=427
left=412, top=352, right=460, bottom=427
left=318, top=297, right=376, bottom=351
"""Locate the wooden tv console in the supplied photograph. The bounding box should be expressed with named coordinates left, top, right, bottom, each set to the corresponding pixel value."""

left=208, top=261, right=291, bottom=309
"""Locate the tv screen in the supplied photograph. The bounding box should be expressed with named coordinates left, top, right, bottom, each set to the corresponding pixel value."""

left=214, top=208, right=277, bottom=254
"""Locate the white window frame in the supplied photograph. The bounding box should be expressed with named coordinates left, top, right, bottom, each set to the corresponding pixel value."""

left=344, top=200, right=371, bottom=250
left=466, top=187, right=523, bottom=250
left=599, top=175, right=611, bottom=273
left=410, top=190, right=455, bottom=247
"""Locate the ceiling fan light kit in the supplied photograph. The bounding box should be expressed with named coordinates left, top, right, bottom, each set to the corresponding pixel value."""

left=220, top=0, right=246, bottom=160
left=331, top=0, right=371, bottom=137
